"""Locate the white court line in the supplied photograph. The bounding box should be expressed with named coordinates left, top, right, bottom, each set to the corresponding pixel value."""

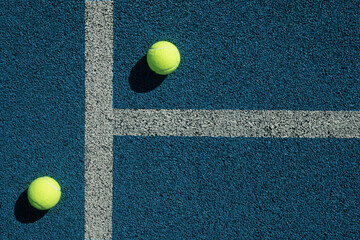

left=113, top=109, right=360, bottom=138
left=85, top=1, right=113, bottom=240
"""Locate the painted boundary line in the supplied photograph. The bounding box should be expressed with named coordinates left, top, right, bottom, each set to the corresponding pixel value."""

left=114, top=109, right=360, bottom=138
left=85, top=1, right=113, bottom=240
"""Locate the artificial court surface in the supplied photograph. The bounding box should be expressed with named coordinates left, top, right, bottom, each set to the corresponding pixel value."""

left=1, top=1, right=360, bottom=239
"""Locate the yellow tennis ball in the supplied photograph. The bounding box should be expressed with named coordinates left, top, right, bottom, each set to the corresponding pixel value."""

left=147, top=41, right=181, bottom=75
left=27, top=176, right=61, bottom=210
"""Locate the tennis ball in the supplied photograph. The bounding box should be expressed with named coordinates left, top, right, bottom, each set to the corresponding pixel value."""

left=27, top=176, right=61, bottom=210
left=147, top=41, right=181, bottom=75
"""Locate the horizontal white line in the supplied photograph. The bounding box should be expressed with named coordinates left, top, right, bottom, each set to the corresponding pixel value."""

left=113, top=109, right=360, bottom=138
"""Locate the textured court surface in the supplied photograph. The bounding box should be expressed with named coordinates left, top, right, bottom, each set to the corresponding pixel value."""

left=113, top=137, right=359, bottom=239
left=113, top=1, right=359, bottom=110
left=1, top=1, right=360, bottom=240
left=1, top=1, right=85, bottom=239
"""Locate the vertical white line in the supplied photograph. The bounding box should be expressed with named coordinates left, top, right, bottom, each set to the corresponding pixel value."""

left=85, top=1, right=113, bottom=239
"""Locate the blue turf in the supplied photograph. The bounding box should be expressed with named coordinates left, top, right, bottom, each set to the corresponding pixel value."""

left=113, top=136, right=360, bottom=239
left=0, top=2, right=84, bottom=239
left=113, top=1, right=360, bottom=110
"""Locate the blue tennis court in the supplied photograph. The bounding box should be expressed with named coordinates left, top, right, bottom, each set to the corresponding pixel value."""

left=1, top=1, right=359, bottom=239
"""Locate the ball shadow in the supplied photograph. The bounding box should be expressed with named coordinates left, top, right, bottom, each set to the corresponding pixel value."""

left=129, top=55, right=167, bottom=93
left=14, top=189, right=48, bottom=223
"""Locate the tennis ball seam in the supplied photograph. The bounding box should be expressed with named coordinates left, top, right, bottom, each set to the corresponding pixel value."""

left=43, top=177, right=60, bottom=191
left=148, top=47, right=180, bottom=73
left=30, top=199, right=46, bottom=210
left=156, top=64, right=178, bottom=73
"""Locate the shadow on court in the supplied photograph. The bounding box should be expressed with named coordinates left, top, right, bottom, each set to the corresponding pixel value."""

left=129, top=55, right=167, bottom=93
left=14, top=189, right=48, bottom=223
